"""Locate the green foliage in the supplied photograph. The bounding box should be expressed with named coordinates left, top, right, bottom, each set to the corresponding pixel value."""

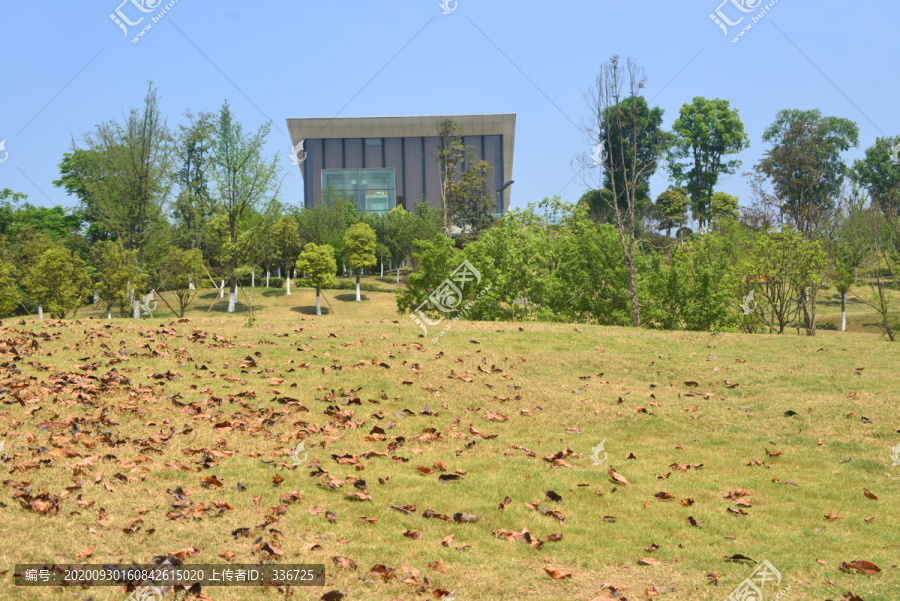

left=344, top=223, right=377, bottom=276
left=159, top=247, right=206, bottom=317
left=435, top=118, right=495, bottom=236
left=668, top=97, right=750, bottom=228
left=0, top=245, right=19, bottom=317
left=380, top=205, right=440, bottom=267
left=91, top=240, right=146, bottom=317
left=760, top=109, right=859, bottom=234
left=709, top=191, right=739, bottom=224
left=853, top=135, right=900, bottom=211
left=24, top=245, right=90, bottom=319
left=271, top=214, right=303, bottom=271
left=296, top=243, right=337, bottom=295
left=654, top=187, right=689, bottom=235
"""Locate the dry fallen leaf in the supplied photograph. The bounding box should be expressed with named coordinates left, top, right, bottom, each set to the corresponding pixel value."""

left=544, top=568, right=572, bottom=579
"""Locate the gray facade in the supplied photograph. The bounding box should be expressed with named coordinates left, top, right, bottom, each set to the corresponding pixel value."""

left=286, top=114, right=515, bottom=217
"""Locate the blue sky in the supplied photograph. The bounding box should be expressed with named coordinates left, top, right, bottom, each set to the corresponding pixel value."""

left=0, top=1, right=895, bottom=219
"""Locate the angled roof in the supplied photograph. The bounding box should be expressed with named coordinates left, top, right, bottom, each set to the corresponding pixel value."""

left=286, top=114, right=516, bottom=186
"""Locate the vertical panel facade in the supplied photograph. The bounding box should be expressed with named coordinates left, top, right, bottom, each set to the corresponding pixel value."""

left=304, top=133, right=508, bottom=215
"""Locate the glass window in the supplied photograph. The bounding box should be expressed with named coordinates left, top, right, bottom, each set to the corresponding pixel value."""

left=321, top=168, right=395, bottom=216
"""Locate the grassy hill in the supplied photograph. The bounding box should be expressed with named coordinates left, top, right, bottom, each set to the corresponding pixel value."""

left=1, top=280, right=898, bottom=600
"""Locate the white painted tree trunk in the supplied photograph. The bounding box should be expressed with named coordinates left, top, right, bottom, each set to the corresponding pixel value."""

left=356, top=282, right=361, bottom=302
left=252, top=271, right=255, bottom=287
left=38, top=305, right=43, bottom=320
left=396, top=266, right=400, bottom=283
left=107, top=311, right=111, bottom=320
left=219, top=280, right=225, bottom=298
left=380, top=262, right=384, bottom=277
left=133, top=301, right=140, bottom=319
left=286, top=277, right=291, bottom=296
left=841, top=292, right=847, bottom=332
left=228, top=290, right=236, bottom=313
left=277, top=267, right=281, bottom=278
left=266, top=270, right=270, bottom=287
left=316, top=292, right=321, bottom=316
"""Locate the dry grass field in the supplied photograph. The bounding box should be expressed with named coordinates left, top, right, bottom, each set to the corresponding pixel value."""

left=1, top=280, right=898, bottom=600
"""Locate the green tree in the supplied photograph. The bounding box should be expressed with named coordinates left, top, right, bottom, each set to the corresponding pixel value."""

left=586, top=95, right=667, bottom=224
left=24, top=246, right=90, bottom=319
left=53, top=149, right=116, bottom=244
left=157, top=247, right=206, bottom=318
left=654, top=187, right=689, bottom=236
left=172, top=111, right=216, bottom=252
left=435, top=118, right=496, bottom=237
left=709, top=191, right=739, bottom=225
left=853, top=135, right=900, bottom=212
left=668, top=97, right=750, bottom=229
left=296, top=243, right=337, bottom=316
left=344, top=223, right=377, bottom=301
left=759, top=109, right=859, bottom=236
left=91, top=240, right=145, bottom=318
left=271, top=215, right=302, bottom=295
left=77, top=83, right=175, bottom=264
left=209, top=101, right=280, bottom=312
left=0, top=245, right=19, bottom=317
left=583, top=56, right=665, bottom=327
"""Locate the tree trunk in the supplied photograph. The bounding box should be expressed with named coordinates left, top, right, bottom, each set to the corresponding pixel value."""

left=356, top=271, right=361, bottom=302
left=286, top=276, right=291, bottom=296
left=380, top=261, right=384, bottom=277
left=841, top=292, right=846, bottom=332
left=107, top=311, right=111, bottom=320
left=252, top=271, right=255, bottom=287
left=219, top=280, right=225, bottom=298
left=38, top=305, right=43, bottom=320
left=316, top=289, right=322, bottom=316
left=133, top=301, right=140, bottom=319
left=396, top=266, right=400, bottom=284
left=228, top=278, right=237, bottom=313
left=266, top=270, right=270, bottom=287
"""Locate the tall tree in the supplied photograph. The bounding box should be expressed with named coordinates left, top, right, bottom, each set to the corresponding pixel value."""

left=79, top=82, right=175, bottom=263
left=583, top=56, right=666, bottom=327
left=668, top=97, right=750, bottom=229
left=24, top=246, right=90, bottom=319
left=208, top=101, right=280, bottom=312
left=434, top=118, right=496, bottom=237
left=759, top=109, right=859, bottom=236
left=53, top=149, right=116, bottom=244
left=654, top=187, right=689, bottom=236
left=296, top=243, right=336, bottom=316
left=853, top=135, right=900, bottom=212
left=271, top=214, right=302, bottom=295
left=344, top=222, right=377, bottom=301
left=172, top=111, right=217, bottom=252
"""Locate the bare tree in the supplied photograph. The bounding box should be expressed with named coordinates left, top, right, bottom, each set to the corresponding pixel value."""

left=581, top=56, right=666, bottom=327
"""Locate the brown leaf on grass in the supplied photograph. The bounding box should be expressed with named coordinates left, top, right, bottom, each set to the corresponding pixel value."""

left=200, top=475, right=223, bottom=488
left=403, top=529, right=420, bottom=539
left=219, top=551, right=236, bottom=560
left=438, top=474, right=463, bottom=482
left=723, top=554, right=754, bottom=562
left=686, top=516, right=703, bottom=528
left=842, top=593, right=864, bottom=601
left=735, top=499, right=752, bottom=507
left=432, top=589, right=452, bottom=599
left=484, top=411, right=508, bottom=422
left=370, top=564, right=397, bottom=581
left=345, top=492, right=372, bottom=501
left=441, top=535, right=454, bottom=547
left=863, top=489, right=878, bottom=501
left=609, top=468, right=629, bottom=485
left=654, top=492, right=675, bottom=500
left=428, top=559, right=446, bottom=572
left=321, top=591, right=345, bottom=601
left=638, top=557, right=661, bottom=565
left=76, top=545, right=95, bottom=559
left=544, top=568, right=572, bottom=579
left=764, top=448, right=782, bottom=457
left=169, top=547, right=199, bottom=559
left=415, top=466, right=434, bottom=475
left=681, top=498, right=695, bottom=506
left=825, top=513, right=842, bottom=520
left=453, top=512, right=480, bottom=523
left=301, top=542, right=322, bottom=551
left=816, top=558, right=828, bottom=566
left=840, top=561, right=880, bottom=574
left=252, top=495, right=262, bottom=506
left=684, top=381, right=699, bottom=388
left=645, top=543, right=660, bottom=552
left=272, top=475, right=285, bottom=486
left=865, top=516, right=875, bottom=522
left=325, top=511, right=337, bottom=522
left=360, top=516, right=377, bottom=524
left=390, top=504, right=416, bottom=514
left=333, top=556, right=357, bottom=570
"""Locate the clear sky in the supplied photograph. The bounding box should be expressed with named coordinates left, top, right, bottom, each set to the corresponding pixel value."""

left=0, top=1, right=895, bottom=218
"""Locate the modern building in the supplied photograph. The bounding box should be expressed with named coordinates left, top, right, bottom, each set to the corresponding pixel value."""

left=286, top=114, right=515, bottom=218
